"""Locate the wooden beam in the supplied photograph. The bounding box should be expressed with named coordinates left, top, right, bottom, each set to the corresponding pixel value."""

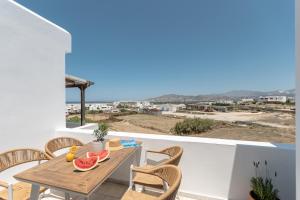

left=80, top=86, right=86, bottom=126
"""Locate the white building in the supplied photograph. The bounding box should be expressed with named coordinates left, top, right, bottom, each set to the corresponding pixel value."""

left=113, top=101, right=152, bottom=109
left=288, top=96, right=296, bottom=103
left=241, top=98, right=255, bottom=103
left=259, top=96, right=287, bottom=103
left=136, top=101, right=151, bottom=109
left=88, top=104, right=99, bottom=111
left=216, top=100, right=234, bottom=105
left=88, top=104, right=113, bottom=112
left=237, top=98, right=255, bottom=104
left=0, top=0, right=71, bottom=152
left=65, top=108, right=69, bottom=116
left=158, top=104, right=186, bottom=112
left=113, top=101, right=120, bottom=108
left=66, top=104, right=81, bottom=114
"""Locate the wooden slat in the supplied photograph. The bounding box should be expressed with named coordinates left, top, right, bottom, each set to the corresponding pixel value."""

left=0, top=182, right=46, bottom=200
left=14, top=143, right=140, bottom=195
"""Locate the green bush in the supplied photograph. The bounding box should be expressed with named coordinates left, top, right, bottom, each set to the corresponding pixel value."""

left=251, top=161, right=279, bottom=200
left=171, top=118, right=215, bottom=135
left=67, top=116, right=81, bottom=123
left=87, top=110, right=103, bottom=114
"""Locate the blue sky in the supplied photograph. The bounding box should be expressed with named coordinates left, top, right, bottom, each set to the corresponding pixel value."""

left=17, top=0, right=295, bottom=101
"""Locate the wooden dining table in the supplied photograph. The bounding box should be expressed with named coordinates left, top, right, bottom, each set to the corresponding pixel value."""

left=14, top=142, right=142, bottom=200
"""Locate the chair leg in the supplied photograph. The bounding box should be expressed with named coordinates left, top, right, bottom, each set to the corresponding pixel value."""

left=30, top=184, right=41, bottom=200
left=162, top=181, right=169, bottom=191
left=139, top=185, right=145, bottom=192
left=39, top=192, right=66, bottom=200
left=144, top=150, right=148, bottom=165
left=7, top=184, right=13, bottom=200
left=65, top=192, right=70, bottom=200
left=175, top=194, right=181, bottom=200
left=129, top=164, right=134, bottom=189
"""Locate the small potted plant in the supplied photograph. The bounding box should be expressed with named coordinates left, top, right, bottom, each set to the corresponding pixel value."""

left=249, top=160, right=279, bottom=200
left=92, top=123, right=108, bottom=150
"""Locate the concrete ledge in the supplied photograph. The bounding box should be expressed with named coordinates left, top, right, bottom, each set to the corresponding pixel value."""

left=56, top=128, right=294, bottom=149
left=55, top=128, right=295, bottom=199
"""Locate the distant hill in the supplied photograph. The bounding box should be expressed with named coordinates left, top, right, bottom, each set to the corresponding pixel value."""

left=147, top=89, right=295, bottom=103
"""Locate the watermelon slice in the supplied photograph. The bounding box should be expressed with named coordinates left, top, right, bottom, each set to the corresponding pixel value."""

left=73, top=157, right=98, bottom=172
left=86, top=150, right=110, bottom=163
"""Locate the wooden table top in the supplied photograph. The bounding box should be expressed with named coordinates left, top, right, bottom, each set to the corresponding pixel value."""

left=14, top=143, right=141, bottom=196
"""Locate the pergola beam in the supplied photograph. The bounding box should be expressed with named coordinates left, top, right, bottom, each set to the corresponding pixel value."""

left=65, top=74, right=94, bottom=126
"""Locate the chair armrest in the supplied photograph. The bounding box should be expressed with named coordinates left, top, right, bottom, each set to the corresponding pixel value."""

left=131, top=165, right=161, bottom=175
left=45, top=151, right=55, bottom=160
left=145, top=149, right=170, bottom=165
left=146, top=148, right=171, bottom=156
left=146, top=150, right=164, bottom=154
left=45, top=152, right=54, bottom=160
left=0, top=180, right=9, bottom=188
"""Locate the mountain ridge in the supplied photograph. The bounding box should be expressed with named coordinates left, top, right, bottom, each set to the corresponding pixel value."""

left=147, top=89, right=295, bottom=102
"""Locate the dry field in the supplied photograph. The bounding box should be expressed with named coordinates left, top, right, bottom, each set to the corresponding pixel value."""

left=113, top=114, right=183, bottom=133
left=163, top=111, right=295, bottom=128
left=77, top=112, right=295, bottom=143
left=197, top=125, right=295, bottom=143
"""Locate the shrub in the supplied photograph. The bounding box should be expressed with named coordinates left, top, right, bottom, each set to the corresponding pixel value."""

left=87, top=110, right=103, bottom=114
left=67, top=116, right=81, bottom=123
left=251, top=161, right=279, bottom=200
left=171, top=118, right=215, bottom=135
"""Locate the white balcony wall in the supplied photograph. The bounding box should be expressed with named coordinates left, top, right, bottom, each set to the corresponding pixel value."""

left=296, top=0, right=300, bottom=199
left=56, top=128, right=295, bottom=200
left=0, top=0, right=71, bottom=152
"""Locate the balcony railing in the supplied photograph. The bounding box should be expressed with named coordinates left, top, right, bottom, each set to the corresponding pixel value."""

left=55, top=123, right=296, bottom=200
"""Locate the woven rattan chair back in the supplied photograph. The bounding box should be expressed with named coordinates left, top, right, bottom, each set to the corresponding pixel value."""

left=45, top=137, right=84, bottom=159
left=160, top=146, right=183, bottom=166
left=0, top=149, right=49, bottom=172
left=152, top=165, right=182, bottom=200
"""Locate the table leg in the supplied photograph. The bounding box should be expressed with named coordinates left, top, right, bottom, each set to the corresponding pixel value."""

left=134, top=146, right=142, bottom=166
left=30, top=184, right=40, bottom=200
left=65, top=192, right=70, bottom=200
left=7, top=184, right=13, bottom=200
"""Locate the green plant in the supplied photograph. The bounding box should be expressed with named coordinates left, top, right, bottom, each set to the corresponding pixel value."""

left=93, top=123, right=108, bottom=142
left=87, top=110, right=103, bottom=114
left=171, top=118, right=215, bottom=135
left=250, top=160, right=279, bottom=200
left=67, top=116, right=81, bottom=123
left=120, top=108, right=127, bottom=112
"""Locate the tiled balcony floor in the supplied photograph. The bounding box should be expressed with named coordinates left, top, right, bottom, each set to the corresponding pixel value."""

left=43, top=181, right=196, bottom=200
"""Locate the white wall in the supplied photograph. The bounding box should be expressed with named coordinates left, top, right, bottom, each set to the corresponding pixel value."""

left=296, top=0, right=300, bottom=199
left=56, top=129, right=295, bottom=200
left=0, top=0, right=71, bottom=152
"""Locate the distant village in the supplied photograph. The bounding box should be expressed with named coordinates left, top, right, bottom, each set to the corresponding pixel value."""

left=66, top=101, right=186, bottom=115
left=66, top=95, right=295, bottom=115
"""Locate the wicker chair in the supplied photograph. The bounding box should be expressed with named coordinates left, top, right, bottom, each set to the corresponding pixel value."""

left=122, top=165, right=182, bottom=200
left=0, top=149, right=50, bottom=200
left=45, top=137, right=84, bottom=159
left=132, top=146, right=183, bottom=189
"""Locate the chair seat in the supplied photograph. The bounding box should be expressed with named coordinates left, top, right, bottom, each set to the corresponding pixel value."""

left=133, top=165, right=164, bottom=189
left=121, top=189, right=158, bottom=200
left=0, top=182, right=46, bottom=200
